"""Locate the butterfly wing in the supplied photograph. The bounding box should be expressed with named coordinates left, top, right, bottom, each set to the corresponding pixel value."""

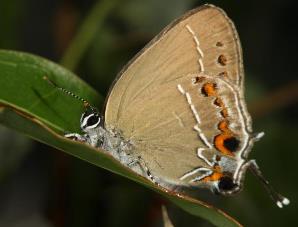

left=104, top=5, right=249, bottom=186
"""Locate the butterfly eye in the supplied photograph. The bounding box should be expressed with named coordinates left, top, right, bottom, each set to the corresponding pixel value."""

left=87, top=115, right=100, bottom=127
left=81, top=113, right=101, bottom=130
left=218, top=176, right=237, bottom=191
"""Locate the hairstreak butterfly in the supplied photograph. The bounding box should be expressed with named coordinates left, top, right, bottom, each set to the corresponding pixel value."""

left=47, top=4, right=289, bottom=208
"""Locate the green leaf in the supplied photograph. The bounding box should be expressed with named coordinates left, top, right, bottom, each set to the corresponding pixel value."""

left=0, top=50, right=102, bottom=133
left=0, top=50, right=242, bottom=227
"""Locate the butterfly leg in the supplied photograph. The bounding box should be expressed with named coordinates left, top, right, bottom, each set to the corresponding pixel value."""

left=65, top=132, right=103, bottom=147
left=65, top=133, right=88, bottom=142
left=127, top=155, right=162, bottom=186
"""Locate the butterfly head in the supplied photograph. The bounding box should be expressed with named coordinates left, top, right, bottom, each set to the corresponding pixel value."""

left=80, top=107, right=102, bottom=133
left=43, top=76, right=103, bottom=133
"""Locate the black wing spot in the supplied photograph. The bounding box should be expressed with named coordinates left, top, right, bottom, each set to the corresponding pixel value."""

left=223, top=137, right=240, bottom=152
left=218, top=176, right=236, bottom=191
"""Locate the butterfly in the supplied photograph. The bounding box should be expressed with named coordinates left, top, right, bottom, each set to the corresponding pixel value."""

left=48, top=4, right=289, bottom=208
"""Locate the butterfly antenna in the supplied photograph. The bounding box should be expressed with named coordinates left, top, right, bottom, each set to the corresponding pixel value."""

left=43, top=76, right=96, bottom=111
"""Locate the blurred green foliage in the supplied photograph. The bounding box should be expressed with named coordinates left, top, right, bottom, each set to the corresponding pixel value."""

left=0, top=0, right=297, bottom=226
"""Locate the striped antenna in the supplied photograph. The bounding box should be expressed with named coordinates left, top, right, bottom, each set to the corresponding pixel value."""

left=43, top=76, right=96, bottom=111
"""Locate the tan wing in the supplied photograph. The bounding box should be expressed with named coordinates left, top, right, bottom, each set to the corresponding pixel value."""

left=104, top=5, right=245, bottom=185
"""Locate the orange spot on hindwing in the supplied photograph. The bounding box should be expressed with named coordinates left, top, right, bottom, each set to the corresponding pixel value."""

left=214, top=98, right=228, bottom=118
left=200, top=80, right=240, bottom=156
left=214, top=122, right=240, bottom=156
left=218, top=120, right=230, bottom=133
left=202, top=83, right=217, bottom=96
left=202, top=165, right=223, bottom=182
left=214, top=134, right=234, bottom=156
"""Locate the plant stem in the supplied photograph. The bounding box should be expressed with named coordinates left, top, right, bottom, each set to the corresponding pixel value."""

left=60, top=0, right=118, bottom=71
left=249, top=80, right=298, bottom=118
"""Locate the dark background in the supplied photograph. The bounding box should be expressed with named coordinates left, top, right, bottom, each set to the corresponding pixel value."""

left=0, top=0, right=297, bottom=226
